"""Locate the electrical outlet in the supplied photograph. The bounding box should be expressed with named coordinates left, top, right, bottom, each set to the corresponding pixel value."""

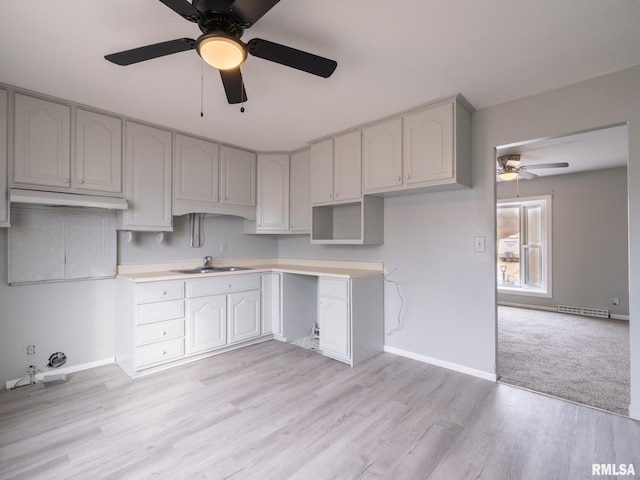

left=613, top=297, right=620, bottom=305
left=24, top=344, right=36, bottom=358
left=220, top=242, right=227, bottom=253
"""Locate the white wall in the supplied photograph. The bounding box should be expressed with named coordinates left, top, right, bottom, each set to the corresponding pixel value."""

left=497, top=167, right=629, bottom=316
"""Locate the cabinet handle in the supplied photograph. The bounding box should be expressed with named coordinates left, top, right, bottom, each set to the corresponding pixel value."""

left=407, top=175, right=411, bottom=180
left=222, top=196, right=227, bottom=200
left=161, top=290, right=167, bottom=296
left=78, top=179, right=85, bottom=184
left=162, top=330, right=167, bottom=336
left=63, top=178, right=70, bottom=184
left=162, top=350, right=167, bottom=356
left=227, top=284, right=232, bottom=288
left=329, top=194, right=333, bottom=198
left=397, top=176, right=401, bottom=181
left=335, top=193, right=339, bottom=197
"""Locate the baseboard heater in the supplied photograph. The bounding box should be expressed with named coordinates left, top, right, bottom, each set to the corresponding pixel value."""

left=557, top=304, right=609, bottom=319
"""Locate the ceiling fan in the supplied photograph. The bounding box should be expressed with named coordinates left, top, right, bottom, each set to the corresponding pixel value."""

left=104, top=0, right=338, bottom=104
left=497, top=155, right=569, bottom=181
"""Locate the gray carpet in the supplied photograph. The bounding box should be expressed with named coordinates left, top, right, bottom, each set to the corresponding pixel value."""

left=497, top=306, right=630, bottom=416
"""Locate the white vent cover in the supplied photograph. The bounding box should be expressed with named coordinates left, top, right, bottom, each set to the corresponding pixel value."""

left=557, top=305, right=609, bottom=319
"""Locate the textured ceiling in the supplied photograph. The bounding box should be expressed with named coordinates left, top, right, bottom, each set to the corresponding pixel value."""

left=1, top=0, right=640, bottom=152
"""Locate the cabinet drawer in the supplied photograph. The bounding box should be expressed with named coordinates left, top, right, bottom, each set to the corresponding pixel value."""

left=136, top=299, right=184, bottom=325
left=318, top=278, right=349, bottom=298
left=136, top=281, right=184, bottom=304
left=136, top=318, right=184, bottom=346
left=188, top=274, right=260, bottom=297
left=136, top=337, right=184, bottom=368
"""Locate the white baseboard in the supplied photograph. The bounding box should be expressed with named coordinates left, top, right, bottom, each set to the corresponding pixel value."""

left=5, top=357, right=115, bottom=390
left=498, top=301, right=557, bottom=312
left=610, top=314, right=630, bottom=321
left=384, top=346, right=497, bottom=382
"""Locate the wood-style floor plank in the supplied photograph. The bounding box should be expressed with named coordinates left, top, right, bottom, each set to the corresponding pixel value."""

left=1, top=340, right=639, bottom=480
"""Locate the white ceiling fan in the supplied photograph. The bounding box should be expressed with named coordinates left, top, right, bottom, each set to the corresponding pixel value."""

left=497, top=154, right=569, bottom=181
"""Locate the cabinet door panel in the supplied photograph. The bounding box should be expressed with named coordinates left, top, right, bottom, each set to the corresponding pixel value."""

left=75, top=109, right=122, bottom=193
left=289, top=149, right=311, bottom=233
left=220, top=146, right=256, bottom=207
left=319, top=296, right=350, bottom=358
left=174, top=134, right=219, bottom=203
left=310, top=139, right=333, bottom=204
left=13, top=94, right=71, bottom=188
left=228, top=290, right=261, bottom=344
left=363, top=118, right=402, bottom=191
left=333, top=130, right=362, bottom=202
left=124, top=122, right=172, bottom=230
left=187, top=294, right=227, bottom=354
left=0, top=89, right=8, bottom=227
left=403, top=102, right=453, bottom=186
left=257, top=154, right=289, bottom=231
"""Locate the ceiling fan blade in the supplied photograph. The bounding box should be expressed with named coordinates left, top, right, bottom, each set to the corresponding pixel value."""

left=517, top=170, right=538, bottom=180
left=231, top=0, right=280, bottom=26
left=105, top=38, right=195, bottom=66
left=521, top=162, right=569, bottom=170
left=248, top=38, right=337, bottom=78
left=158, top=0, right=200, bottom=21
left=220, top=68, right=248, bottom=104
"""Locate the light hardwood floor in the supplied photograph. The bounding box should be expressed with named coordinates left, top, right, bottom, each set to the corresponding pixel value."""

left=1, top=340, right=639, bottom=480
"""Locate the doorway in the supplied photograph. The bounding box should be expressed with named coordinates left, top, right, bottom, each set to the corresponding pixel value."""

left=495, top=124, right=631, bottom=415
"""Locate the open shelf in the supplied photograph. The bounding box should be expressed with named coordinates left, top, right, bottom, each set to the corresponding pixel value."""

left=310, top=195, right=383, bottom=245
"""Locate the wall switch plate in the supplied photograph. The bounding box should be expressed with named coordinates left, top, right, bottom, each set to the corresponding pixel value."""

left=474, top=236, right=486, bottom=253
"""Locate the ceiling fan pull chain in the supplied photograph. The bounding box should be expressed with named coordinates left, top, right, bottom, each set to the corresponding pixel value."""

left=240, top=62, right=246, bottom=113
left=200, top=59, right=205, bottom=117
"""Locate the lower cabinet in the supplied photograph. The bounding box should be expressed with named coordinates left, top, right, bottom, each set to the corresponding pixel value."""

left=116, top=273, right=265, bottom=377
left=317, top=275, right=384, bottom=366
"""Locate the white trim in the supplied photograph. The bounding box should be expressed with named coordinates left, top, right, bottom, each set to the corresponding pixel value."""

left=5, top=357, right=114, bottom=390
left=629, top=406, right=640, bottom=422
left=610, top=314, right=630, bottom=321
left=384, top=346, right=497, bottom=382
left=498, top=301, right=557, bottom=312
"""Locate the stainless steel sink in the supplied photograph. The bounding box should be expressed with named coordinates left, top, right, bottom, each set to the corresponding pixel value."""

left=171, top=266, right=254, bottom=274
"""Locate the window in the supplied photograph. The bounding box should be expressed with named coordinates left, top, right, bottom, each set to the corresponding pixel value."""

left=497, top=195, right=552, bottom=297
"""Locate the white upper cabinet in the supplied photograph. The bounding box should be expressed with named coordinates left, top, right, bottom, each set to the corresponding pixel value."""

left=0, top=89, right=8, bottom=227
left=403, top=101, right=454, bottom=186
left=256, top=153, right=289, bottom=232
left=220, top=145, right=256, bottom=207
left=122, top=121, right=173, bottom=231
left=289, top=148, right=311, bottom=233
left=13, top=94, right=71, bottom=189
left=174, top=134, right=219, bottom=204
left=310, top=138, right=334, bottom=204
left=362, top=117, right=403, bottom=192
left=333, top=130, right=362, bottom=202
left=75, top=108, right=122, bottom=194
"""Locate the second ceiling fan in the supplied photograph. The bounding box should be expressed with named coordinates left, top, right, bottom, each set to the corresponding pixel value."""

left=104, top=0, right=338, bottom=104
left=497, top=155, right=569, bottom=181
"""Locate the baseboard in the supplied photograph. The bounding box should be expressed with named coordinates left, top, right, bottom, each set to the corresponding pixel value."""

left=629, top=406, right=640, bottom=422
left=5, top=357, right=115, bottom=390
left=610, top=314, right=630, bottom=321
left=384, top=346, right=497, bottom=382
left=498, top=301, right=557, bottom=312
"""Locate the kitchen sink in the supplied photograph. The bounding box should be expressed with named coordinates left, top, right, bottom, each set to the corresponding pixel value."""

left=171, top=266, right=254, bottom=274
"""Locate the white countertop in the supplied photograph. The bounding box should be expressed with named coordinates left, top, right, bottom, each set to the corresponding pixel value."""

left=117, top=258, right=384, bottom=283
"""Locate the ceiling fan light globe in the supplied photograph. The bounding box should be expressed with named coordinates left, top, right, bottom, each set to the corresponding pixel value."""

left=197, top=34, right=246, bottom=70
left=498, top=171, right=519, bottom=181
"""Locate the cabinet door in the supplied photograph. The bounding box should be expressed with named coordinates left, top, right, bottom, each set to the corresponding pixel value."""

left=174, top=134, right=219, bottom=203
left=228, top=290, right=261, bottom=344
left=310, top=139, right=333, bottom=204
left=403, top=102, right=454, bottom=186
left=256, top=154, right=289, bottom=232
left=289, top=148, right=311, bottom=233
left=13, top=94, right=71, bottom=188
left=220, top=145, right=256, bottom=207
left=187, top=294, right=227, bottom=354
left=333, top=130, right=362, bottom=202
left=123, top=122, right=172, bottom=231
left=75, top=109, right=122, bottom=194
left=363, top=118, right=402, bottom=192
left=0, top=89, right=8, bottom=227
left=318, top=296, right=350, bottom=358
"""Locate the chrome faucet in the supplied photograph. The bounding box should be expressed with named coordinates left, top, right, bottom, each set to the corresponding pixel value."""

left=203, top=256, right=213, bottom=267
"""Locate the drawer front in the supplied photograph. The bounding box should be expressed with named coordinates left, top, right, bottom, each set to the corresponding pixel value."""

left=136, top=318, right=184, bottom=346
left=137, top=299, right=184, bottom=325
left=136, top=281, right=184, bottom=304
left=318, top=278, right=349, bottom=298
left=188, top=274, right=260, bottom=297
left=136, top=337, right=184, bottom=368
